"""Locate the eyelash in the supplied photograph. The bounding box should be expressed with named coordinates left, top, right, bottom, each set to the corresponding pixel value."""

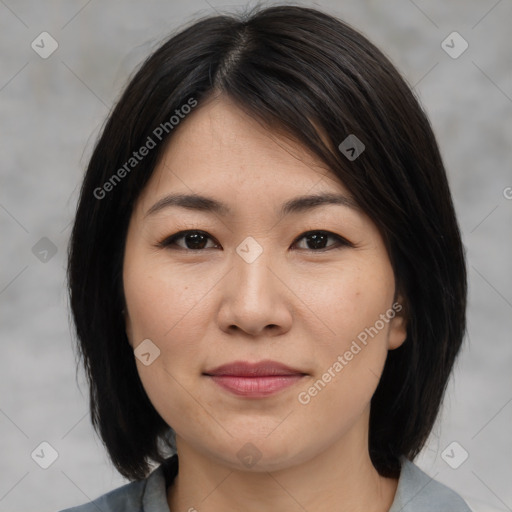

left=156, top=229, right=354, bottom=252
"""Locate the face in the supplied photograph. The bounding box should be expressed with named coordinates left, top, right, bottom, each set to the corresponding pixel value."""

left=122, top=95, right=407, bottom=472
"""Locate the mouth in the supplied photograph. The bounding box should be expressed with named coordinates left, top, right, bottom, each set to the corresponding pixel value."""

left=203, top=360, right=308, bottom=398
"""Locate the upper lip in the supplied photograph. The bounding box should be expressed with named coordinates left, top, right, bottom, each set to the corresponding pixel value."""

left=203, top=360, right=307, bottom=377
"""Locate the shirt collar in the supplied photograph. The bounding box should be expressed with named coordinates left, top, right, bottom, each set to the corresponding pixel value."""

left=140, top=454, right=425, bottom=511
left=141, top=454, right=178, bottom=512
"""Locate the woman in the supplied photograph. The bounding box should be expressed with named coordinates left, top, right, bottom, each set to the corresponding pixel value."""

left=63, top=4, right=471, bottom=511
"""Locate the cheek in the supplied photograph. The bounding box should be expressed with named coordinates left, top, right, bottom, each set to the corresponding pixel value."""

left=301, top=258, right=395, bottom=399
left=306, top=261, right=395, bottom=345
left=124, top=262, right=208, bottom=427
left=123, top=255, right=204, bottom=344
left=123, top=255, right=216, bottom=392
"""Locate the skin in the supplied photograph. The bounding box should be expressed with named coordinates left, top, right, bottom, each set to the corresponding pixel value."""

left=123, top=94, right=407, bottom=512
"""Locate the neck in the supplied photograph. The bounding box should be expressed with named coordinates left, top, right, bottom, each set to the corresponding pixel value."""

left=166, top=413, right=398, bottom=512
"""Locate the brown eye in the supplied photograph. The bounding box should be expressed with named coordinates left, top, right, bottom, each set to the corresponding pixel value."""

left=158, top=229, right=353, bottom=252
left=293, top=231, right=353, bottom=251
left=159, top=230, right=219, bottom=250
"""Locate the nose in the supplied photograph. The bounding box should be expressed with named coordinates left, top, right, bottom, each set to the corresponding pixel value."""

left=217, top=246, right=293, bottom=337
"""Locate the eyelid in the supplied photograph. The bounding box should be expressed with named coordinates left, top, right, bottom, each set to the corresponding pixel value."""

left=156, top=229, right=355, bottom=251
left=291, top=230, right=355, bottom=250
left=156, top=230, right=220, bottom=250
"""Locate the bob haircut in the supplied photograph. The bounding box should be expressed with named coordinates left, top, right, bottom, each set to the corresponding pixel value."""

left=67, top=4, right=467, bottom=481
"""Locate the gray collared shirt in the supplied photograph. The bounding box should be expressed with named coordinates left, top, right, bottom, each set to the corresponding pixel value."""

left=59, top=455, right=472, bottom=511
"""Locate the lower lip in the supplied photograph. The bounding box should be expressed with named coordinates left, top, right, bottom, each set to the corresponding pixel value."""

left=206, top=375, right=305, bottom=397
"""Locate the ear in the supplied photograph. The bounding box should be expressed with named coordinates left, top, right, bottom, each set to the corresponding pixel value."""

left=387, top=296, right=407, bottom=350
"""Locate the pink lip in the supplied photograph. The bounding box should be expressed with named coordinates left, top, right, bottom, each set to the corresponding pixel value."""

left=203, top=360, right=307, bottom=398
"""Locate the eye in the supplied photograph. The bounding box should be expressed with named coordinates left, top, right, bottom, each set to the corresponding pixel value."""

left=158, top=230, right=219, bottom=250
left=158, top=229, right=353, bottom=251
left=292, top=230, right=354, bottom=251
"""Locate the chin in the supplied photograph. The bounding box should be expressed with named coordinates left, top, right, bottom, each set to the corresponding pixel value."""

left=216, top=435, right=312, bottom=473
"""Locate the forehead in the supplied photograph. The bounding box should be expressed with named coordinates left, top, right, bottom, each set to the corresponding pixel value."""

left=135, top=95, right=354, bottom=216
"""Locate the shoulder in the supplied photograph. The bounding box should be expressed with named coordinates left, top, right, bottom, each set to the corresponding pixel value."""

left=389, top=457, right=473, bottom=512
left=57, top=454, right=178, bottom=512
left=57, top=479, right=146, bottom=512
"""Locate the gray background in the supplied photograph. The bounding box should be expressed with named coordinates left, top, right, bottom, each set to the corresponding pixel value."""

left=1, top=0, right=511, bottom=511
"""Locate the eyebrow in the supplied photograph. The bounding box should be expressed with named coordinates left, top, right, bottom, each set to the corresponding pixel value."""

left=144, top=192, right=360, bottom=220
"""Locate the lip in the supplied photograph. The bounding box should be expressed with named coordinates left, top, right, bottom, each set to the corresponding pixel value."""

left=203, top=359, right=306, bottom=377
left=203, top=360, right=307, bottom=398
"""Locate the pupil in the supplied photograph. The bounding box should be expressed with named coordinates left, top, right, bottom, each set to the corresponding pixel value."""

left=187, top=232, right=207, bottom=249
left=308, top=232, right=326, bottom=249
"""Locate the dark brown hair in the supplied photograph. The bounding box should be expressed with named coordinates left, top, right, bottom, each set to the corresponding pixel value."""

left=67, top=4, right=467, bottom=480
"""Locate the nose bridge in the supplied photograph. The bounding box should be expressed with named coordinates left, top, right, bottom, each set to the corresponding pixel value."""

left=232, top=238, right=276, bottom=301
left=218, top=237, right=290, bottom=335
